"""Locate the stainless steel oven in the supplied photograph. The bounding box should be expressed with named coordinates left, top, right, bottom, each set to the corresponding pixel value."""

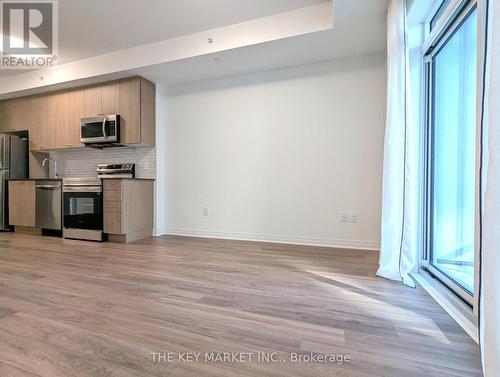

left=63, top=178, right=103, bottom=241
left=80, top=114, right=120, bottom=147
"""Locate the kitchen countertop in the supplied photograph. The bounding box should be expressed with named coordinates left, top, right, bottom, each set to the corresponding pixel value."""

left=8, top=178, right=62, bottom=181
left=100, top=178, right=155, bottom=180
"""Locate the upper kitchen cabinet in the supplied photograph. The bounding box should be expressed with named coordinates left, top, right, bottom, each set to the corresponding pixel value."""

left=83, top=81, right=119, bottom=117
left=67, top=89, right=85, bottom=148
left=1, top=75, right=155, bottom=151
left=29, top=95, right=51, bottom=151
left=0, top=97, right=36, bottom=132
left=83, top=77, right=155, bottom=146
left=119, top=77, right=155, bottom=145
left=30, top=91, right=84, bottom=151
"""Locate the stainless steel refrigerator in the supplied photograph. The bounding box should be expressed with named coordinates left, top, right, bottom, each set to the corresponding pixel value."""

left=0, top=134, right=28, bottom=230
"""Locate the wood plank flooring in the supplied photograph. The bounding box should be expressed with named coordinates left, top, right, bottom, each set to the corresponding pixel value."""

left=0, top=233, right=482, bottom=377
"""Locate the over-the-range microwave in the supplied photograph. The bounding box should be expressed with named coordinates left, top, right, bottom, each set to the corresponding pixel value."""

left=80, top=114, right=121, bottom=148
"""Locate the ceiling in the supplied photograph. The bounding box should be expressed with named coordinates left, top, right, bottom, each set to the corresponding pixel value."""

left=0, top=0, right=388, bottom=88
left=139, top=0, right=388, bottom=86
left=0, top=0, right=325, bottom=78
left=58, top=0, right=327, bottom=64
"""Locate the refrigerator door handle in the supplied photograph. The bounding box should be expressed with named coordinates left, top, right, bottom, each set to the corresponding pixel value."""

left=0, top=170, right=5, bottom=229
left=0, top=134, right=5, bottom=170
left=2, top=135, right=10, bottom=173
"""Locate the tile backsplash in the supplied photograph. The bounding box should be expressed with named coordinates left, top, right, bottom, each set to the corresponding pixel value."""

left=49, top=146, right=156, bottom=179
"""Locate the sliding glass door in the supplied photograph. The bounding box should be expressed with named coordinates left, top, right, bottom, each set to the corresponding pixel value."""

left=425, top=4, right=477, bottom=302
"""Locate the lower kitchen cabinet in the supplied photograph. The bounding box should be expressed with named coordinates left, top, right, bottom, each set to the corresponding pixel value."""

left=8, top=180, right=36, bottom=228
left=103, top=179, right=154, bottom=243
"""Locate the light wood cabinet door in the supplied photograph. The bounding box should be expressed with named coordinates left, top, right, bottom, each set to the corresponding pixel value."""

left=8, top=180, right=36, bottom=227
left=101, top=82, right=119, bottom=115
left=0, top=98, right=32, bottom=132
left=103, top=180, right=122, bottom=234
left=31, top=90, right=83, bottom=150
left=119, top=77, right=141, bottom=144
left=121, top=180, right=154, bottom=233
left=0, top=100, right=17, bottom=132
left=104, top=212, right=122, bottom=234
left=118, top=77, right=155, bottom=146
left=0, top=101, right=7, bottom=132
left=140, top=78, right=155, bottom=146
left=30, top=96, right=51, bottom=151
left=103, top=179, right=153, bottom=237
left=67, top=89, right=84, bottom=148
left=83, top=82, right=119, bottom=118
left=83, top=85, right=102, bottom=117
left=52, top=92, right=70, bottom=149
left=19, top=97, right=37, bottom=131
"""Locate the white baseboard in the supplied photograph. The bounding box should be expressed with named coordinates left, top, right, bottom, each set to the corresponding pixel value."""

left=154, top=227, right=380, bottom=251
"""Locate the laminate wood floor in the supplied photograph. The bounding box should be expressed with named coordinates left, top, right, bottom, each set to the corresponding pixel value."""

left=0, top=233, right=482, bottom=377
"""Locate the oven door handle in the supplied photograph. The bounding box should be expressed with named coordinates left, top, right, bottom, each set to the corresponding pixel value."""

left=36, top=185, right=61, bottom=189
left=63, top=187, right=102, bottom=193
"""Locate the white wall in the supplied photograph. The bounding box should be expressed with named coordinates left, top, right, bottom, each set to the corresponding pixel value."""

left=156, top=54, right=387, bottom=250
left=155, top=84, right=169, bottom=236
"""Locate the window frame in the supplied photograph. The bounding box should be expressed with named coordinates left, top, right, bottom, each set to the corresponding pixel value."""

left=422, top=0, right=479, bottom=307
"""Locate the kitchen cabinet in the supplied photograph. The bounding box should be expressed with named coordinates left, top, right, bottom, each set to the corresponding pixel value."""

left=31, top=90, right=84, bottom=151
left=0, top=75, right=155, bottom=155
left=83, top=86, right=101, bottom=117
left=82, top=77, right=154, bottom=146
left=101, top=82, right=120, bottom=115
left=119, top=77, right=155, bottom=145
left=0, top=97, right=35, bottom=132
left=118, top=78, right=140, bottom=144
left=67, top=89, right=84, bottom=148
left=30, top=95, right=51, bottom=150
left=103, top=179, right=154, bottom=243
left=52, top=92, right=70, bottom=149
left=8, top=180, right=36, bottom=227
left=83, top=81, right=119, bottom=117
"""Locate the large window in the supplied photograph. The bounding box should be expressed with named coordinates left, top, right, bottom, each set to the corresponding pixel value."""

left=424, top=2, right=478, bottom=303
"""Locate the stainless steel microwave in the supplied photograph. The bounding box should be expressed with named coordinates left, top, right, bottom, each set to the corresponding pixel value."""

left=80, top=114, right=120, bottom=146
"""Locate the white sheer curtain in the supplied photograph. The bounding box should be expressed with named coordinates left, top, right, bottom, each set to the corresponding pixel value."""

left=480, top=0, right=500, bottom=375
left=377, top=0, right=418, bottom=287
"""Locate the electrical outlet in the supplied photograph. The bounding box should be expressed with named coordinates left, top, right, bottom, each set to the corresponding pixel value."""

left=340, top=213, right=348, bottom=223
left=349, top=213, right=358, bottom=224
left=203, top=207, right=210, bottom=217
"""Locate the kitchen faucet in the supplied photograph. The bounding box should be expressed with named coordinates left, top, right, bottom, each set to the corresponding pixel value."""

left=42, top=157, right=59, bottom=179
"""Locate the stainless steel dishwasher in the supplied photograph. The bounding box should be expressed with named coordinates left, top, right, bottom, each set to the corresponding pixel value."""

left=36, top=180, right=62, bottom=230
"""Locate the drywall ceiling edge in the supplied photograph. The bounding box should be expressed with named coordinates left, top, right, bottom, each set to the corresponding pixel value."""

left=0, top=2, right=333, bottom=99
